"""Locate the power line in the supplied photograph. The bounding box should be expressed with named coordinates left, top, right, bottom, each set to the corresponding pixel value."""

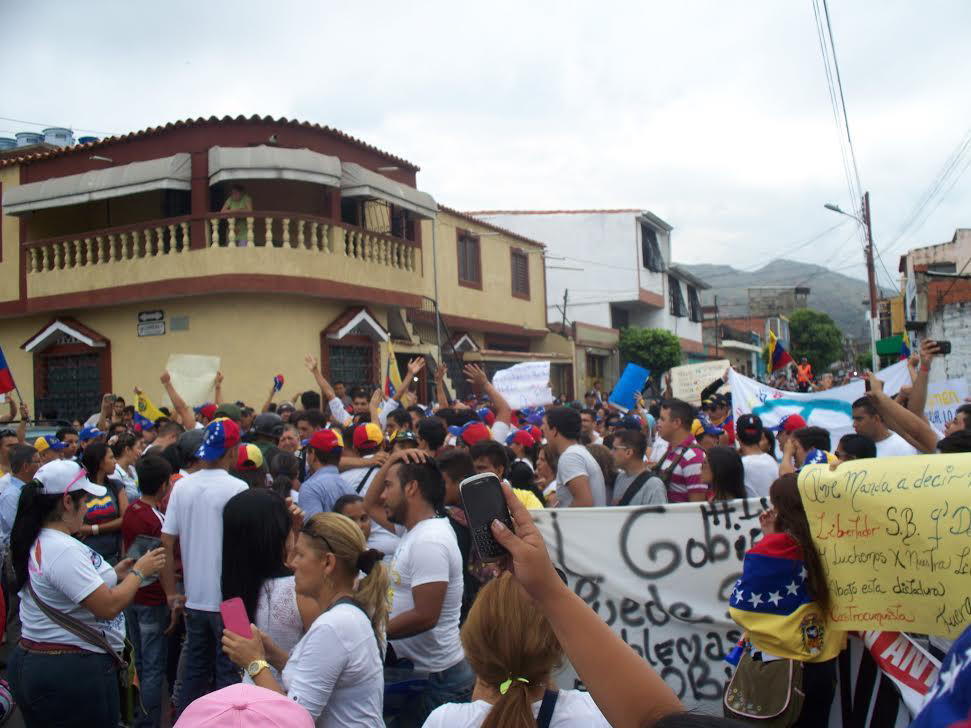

left=0, top=115, right=116, bottom=137
left=821, top=0, right=863, bottom=199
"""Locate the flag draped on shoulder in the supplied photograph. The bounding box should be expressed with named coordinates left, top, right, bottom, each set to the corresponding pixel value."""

left=135, top=391, right=165, bottom=428
left=384, top=341, right=403, bottom=398
left=728, top=532, right=845, bottom=662
left=767, top=330, right=794, bottom=373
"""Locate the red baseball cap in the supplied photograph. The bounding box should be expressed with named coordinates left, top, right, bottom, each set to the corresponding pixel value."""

left=199, top=403, right=218, bottom=421
left=308, top=429, right=343, bottom=453
left=353, top=422, right=383, bottom=451
left=506, top=429, right=536, bottom=447
left=459, top=421, right=492, bottom=448
left=770, top=413, right=807, bottom=433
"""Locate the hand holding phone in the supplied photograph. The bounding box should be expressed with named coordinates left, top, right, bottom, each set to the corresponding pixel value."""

left=220, top=597, right=253, bottom=639
left=459, top=473, right=514, bottom=562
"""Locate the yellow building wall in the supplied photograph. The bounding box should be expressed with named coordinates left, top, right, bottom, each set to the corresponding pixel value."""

left=1, top=166, right=21, bottom=303
left=2, top=294, right=395, bottom=413
left=425, top=212, right=547, bottom=333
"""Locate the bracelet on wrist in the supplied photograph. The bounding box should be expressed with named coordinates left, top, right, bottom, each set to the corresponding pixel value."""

left=132, top=568, right=147, bottom=585
left=92, top=524, right=100, bottom=535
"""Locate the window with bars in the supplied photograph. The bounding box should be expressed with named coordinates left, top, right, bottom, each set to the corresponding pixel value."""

left=457, top=231, right=481, bottom=287
left=641, top=225, right=665, bottom=273
left=669, top=275, right=687, bottom=317
left=327, top=343, right=374, bottom=390
left=511, top=249, right=530, bottom=298
left=687, top=286, right=703, bottom=323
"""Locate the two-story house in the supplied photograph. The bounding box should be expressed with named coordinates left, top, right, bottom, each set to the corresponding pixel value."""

left=468, top=209, right=708, bottom=393
left=0, top=116, right=558, bottom=420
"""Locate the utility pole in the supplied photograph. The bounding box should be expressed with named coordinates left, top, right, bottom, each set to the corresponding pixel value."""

left=863, top=191, right=879, bottom=370
left=561, top=289, right=568, bottom=331
left=714, top=295, right=720, bottom=358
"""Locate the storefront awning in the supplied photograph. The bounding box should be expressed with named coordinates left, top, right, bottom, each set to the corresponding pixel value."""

left=2, top=154, right=191, bottom=215
left=876, top=334, right=906, bottom=357
left=208, top=145, right=342, bottom=187
left=340, top=163, right=437, bottom=219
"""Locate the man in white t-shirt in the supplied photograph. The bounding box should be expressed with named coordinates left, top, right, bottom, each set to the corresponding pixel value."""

left=341, top=422, right=400, bottom=558
left=851, top=396, right=920, bottom=458
left=161, top=418, right=248, bottom=716
left=735, top=414, right=779, bottom=499
left=361, top=448, right=473, bottom=724
left=543, top=406, right=607, bottom=507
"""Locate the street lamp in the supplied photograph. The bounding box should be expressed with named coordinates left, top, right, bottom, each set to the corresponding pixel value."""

left=824, top=195, right=879, bottom=371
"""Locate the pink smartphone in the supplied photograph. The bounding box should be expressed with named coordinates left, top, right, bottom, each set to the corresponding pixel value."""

left=220, top=597, right=252, bottom=639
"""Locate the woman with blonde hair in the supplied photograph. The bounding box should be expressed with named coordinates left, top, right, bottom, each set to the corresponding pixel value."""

left=423, top=572, right=611, bottom=728
left=222, top=511, right=388, bottom=727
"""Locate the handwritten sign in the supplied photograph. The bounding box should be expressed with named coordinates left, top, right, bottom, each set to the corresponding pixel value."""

left=925, top=379, right=969, bottom=431
left=799, top=454, right=971, bottom=637
left=534, top=502, right=927, bottom=723
left=492, top=361, right=553, bottom=410
left=163, top=354, right=220, bottom=407
left=671, top=360, right=729, bottom=405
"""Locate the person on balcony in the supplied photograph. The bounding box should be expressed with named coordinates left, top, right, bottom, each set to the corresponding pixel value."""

left=220, top=185, right=253, bottom=247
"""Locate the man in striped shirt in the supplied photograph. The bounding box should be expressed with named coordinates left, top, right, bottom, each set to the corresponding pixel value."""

left=656, top=399, right=708, bottom=502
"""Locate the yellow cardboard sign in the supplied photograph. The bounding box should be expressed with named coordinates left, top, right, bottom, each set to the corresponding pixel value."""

left=799, top=454, right=971, bottom=637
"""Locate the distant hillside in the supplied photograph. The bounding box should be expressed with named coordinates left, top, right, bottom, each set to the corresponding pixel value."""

left=680, top=259, right=884, bottom=339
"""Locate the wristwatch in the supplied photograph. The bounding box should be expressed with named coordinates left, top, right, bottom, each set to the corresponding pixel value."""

left=132, top=568, right=147, bottom=585
left=246, top=659, right=270, bottom=678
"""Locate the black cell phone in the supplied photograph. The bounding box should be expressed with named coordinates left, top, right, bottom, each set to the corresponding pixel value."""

left=936, top=340, right=952, bottom=355
left=459, top=472, right=513, bottom=562
left=126, top=535, right=162, bottom=584
left=864, top=377, right=871, bottom=392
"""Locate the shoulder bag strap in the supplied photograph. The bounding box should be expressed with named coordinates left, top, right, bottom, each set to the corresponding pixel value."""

left=617, top=471, right=653, bottom=507
left=329, top=596, right=369, bottom=619
left=536, top=689, right=559, bottom=728
left=26, top=580, right=126, bottom=671
left=655, top=444, right=690, bottom=487
left=357, top=466, right=380, bottom=494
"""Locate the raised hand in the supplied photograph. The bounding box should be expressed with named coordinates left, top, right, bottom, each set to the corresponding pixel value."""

left=464, top=363, right=488, bottom=389
left=304, top=354, right=319, bottom=373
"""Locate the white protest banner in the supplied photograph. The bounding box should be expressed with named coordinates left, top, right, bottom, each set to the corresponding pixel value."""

left=492, top=361, right=553, bottom=410
left=535, top=502, right=924, bottom=725
left=163, top=354, right=220, bottom=407
left=670, top=359, right=729, bottom=405
left=925, top=378, right=969, bottom=431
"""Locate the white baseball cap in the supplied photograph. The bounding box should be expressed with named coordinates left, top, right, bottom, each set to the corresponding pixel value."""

left=35, top=460, right=107, bottom=497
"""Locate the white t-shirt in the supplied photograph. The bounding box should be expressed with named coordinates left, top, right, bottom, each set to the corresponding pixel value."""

left=283, top=602, right=384, bottom=728
left=328, top=397, right=353, bottom=428
left=490, top=420, right=513, bottom=445
left=423, top=689, right=610, bottom=728
left=875, top=431, right=920, bottom=458
left=161, top=468, right=247, bottom=611
left=389, top=517, right=464, bottom=672
left=742, top=453, right=779, bottom=499
left=555, top=444, right=607, bottom=508
left=344, top=458, right=403, bottom=561
left=20, top=528, right=126, bottom=652
left=649, top=436, right=669, bottom=464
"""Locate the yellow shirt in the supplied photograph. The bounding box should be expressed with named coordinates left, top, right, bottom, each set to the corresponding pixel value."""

left=513, top=488, right=544, bottom=510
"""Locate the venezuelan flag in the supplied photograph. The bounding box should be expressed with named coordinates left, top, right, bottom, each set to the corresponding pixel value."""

left=0, top=345, right=15, bottom=395
left=136, top=391, right=165, bottom=427
left=729, top=532, right=845, bottom=662
left=767, top=330, right=794, bottom=374
left=384, top=341, right=403, bottom=398
left=900, top=337, right=911, bottom=361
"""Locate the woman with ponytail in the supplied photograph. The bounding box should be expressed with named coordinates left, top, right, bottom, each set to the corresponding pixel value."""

left=424, top=571, right=610, bottom=728
left=222, top=511, right=388, bottom=727
left=8, top=460, right=166, bottom=727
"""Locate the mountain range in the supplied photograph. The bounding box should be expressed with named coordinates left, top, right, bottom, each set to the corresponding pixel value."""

left=680, top=259, right=888, bottom=339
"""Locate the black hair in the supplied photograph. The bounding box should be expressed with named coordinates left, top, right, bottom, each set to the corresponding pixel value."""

left=612, top=428, right=647, bottom=459
left=435, top=407, right=478, bottom=428
left=938, top=429, right=971, bottom=453
left=469, top=440, right=509, bottom=478
left=269, top=451, right=300, bottom=499
left=11, top=483, right=87, bottom=591
left=418, top=416, right=447, bottom=451
left=956, top=403, right=971, bottom=428
left=309, top=446, right=342, bottom=467
left=293, top=409, right=327, bottom=429
left=80, top=442, right=110, bottom=480
left=300, top=390, right=322, bottom=411
left=159, top=443, right=184, bottom=473
left=736, top=418, right=764, bottom=447
left=406, top=405, right=425, bottom=420
left=579, top=408, right=596, bottom=418
left=397, top=460, right=445, bottom=511
left=760, top=428, right=777, bottom=454
left=114, top=396, right=126, bottom=406
left=135, top=454, right=172, bottom=496
left=705, top=446, right=745, bottom=500
left=110, top=432, right=138, bottom=458
left=56, top=427, right=78, bottom=441
left=660, top=399, right=695, bottom=431
left=334, top=493, right=364, bottom=515
left=387, top=408, right=412, bottom=430
left=851, top=397, right=879, bottom=417
left=544, top=406, right=582, bottom=441
left=222, top=489, right=291, bottom=621
left=436, top=448, right=476, bottom=485
left=837, top=433, right=876, bottom=460
left=9, top=445, right=37, bottom=475
left=230, top=466, right=269, bottom=489
left=157, top=421, right=185, bottom=439
left=350, top=386, right=369, bottom=401
left=792, top=426, right=831, bottom=453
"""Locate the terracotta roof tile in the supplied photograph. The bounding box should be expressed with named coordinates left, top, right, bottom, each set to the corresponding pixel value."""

left=466, top=208, right=644, bottom=216
left=0, top=115, right=419, bottom=171
left=439, top=205, right=546, bottom=249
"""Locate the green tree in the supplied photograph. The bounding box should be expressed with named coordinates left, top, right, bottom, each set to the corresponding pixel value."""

left=855, top=352, right=872, bottom=371
left=788, top=308, right=844, bottom=373
left=619, top=327, right=682, bottom=383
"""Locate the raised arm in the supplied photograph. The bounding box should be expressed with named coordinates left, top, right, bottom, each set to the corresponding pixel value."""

left=491, top=484, right=682, bottom=728
left=304, top=354, right=337, bottom=402
left=906, top=340, right=939, bottom=418
left=16, top=401, right=28, bottom=444
left=213, top=370, right=224, bottom=405
left=0, top=397, right=14, bottom=423
left=866, top=373, right=939, bottom=453
left=260, top=383, right=278, bottom=414
left=464, top=363, right=512, bottom=425
left=433, top=360, right=450, bottom=410
left=96, top=394, right=113, bottom=431
left=158, top=372, right=196, bottom=430
left=394, top=357, right=426, bottom=404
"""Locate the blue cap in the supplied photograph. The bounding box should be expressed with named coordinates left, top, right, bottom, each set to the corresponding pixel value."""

left=617, top=415, right=643, bottom=431
left=698, top=415, right=724, bottom=436
left=802, top=448, right=830, bottom=466
left=79, top=426, right=103, bottom=442
left=196, top=418, right=242, bottom=461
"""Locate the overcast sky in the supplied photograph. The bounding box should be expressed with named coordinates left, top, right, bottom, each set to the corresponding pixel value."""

left=3, top=1, right=970, bottom=287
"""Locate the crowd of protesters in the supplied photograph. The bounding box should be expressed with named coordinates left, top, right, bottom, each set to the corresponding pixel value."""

left=0, top=335, right=967, bottom=727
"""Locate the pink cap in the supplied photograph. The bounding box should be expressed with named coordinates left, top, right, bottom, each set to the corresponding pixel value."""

left=174, top=684, right=314, bottom=728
